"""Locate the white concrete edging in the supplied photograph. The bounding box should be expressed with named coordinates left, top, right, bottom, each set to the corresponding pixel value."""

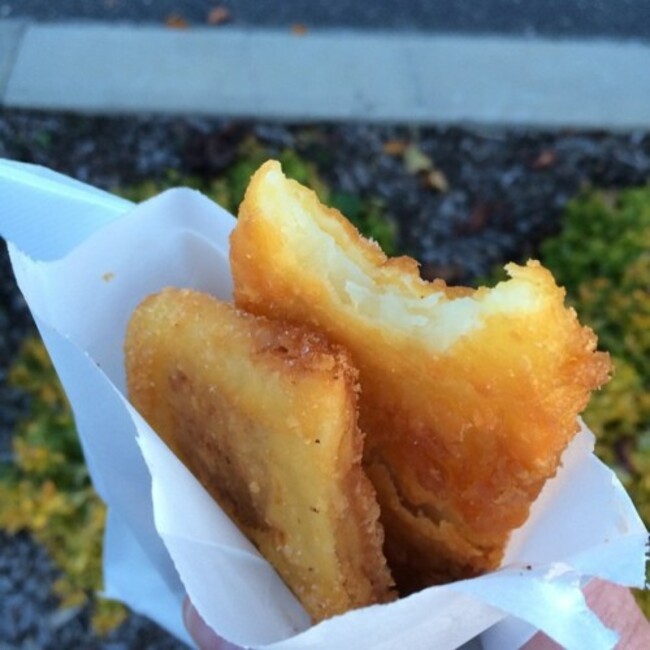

left=1, top=21, right=649, bottom=129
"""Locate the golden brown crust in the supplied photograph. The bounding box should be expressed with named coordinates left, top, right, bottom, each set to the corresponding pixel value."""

left=125, top=288, right=394, bottom=620
left=230, top=160, right=611, bottom=592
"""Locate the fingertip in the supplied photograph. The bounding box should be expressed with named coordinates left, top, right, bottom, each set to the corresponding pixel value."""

left=183, top=597, right=236, bottom=650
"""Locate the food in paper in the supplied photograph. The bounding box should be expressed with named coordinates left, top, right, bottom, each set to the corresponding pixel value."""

left=230, top=161, right=611, bottom=593
left=125, top=289, right=395, bottom=622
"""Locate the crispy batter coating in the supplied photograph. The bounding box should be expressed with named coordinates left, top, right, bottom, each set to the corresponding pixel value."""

left=230, top=160, right=612, bottom=592
left=125, top=288, right=394, bottom=621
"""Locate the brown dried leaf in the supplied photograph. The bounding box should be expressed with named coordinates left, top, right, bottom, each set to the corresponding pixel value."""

left=383, top=139, right=408, bottom=156
left=457, top=200, right=510, bottom=236
left=166, top=14, right=189, bottom=29
left=291, top=23, right=308, bottom=36
left=464, top=203, right=489, bottom=234
left=531, top=149, right=558, bottom=170
left=207, top=6, right=231, bottom=25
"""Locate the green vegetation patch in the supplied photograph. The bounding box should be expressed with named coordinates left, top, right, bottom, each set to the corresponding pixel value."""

left=541, top=188, right=650, bottom=493
left=540, top=187, right=650, bottom=614
left=0, top=338, right=126, bottom=633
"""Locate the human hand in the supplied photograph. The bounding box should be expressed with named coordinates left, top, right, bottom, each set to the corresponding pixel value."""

left=182, top=597, right=242, bottom=650
left=523, top=579, right=650, bottom=649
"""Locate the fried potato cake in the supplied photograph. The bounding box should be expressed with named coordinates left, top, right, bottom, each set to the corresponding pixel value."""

left=125, top=288, right=394, bottom=621
left=230, top=160, right=611, bottom=592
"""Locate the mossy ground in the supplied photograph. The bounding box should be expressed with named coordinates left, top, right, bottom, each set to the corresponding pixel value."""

left=539, top=188, right=650, bottom=615
left=0, top=338, right=127, bottom=633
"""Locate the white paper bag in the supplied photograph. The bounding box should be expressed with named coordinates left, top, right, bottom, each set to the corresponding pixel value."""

left=1, top=159, right=646, bottom=650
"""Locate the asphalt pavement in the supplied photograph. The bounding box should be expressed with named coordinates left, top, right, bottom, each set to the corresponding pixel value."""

left=1, top=4, right=650, bottom=134
left=4, top=0, right=650, bottom=41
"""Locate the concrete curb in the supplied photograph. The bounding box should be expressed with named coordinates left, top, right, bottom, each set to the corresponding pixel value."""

left=1, top=20, right=649, bottom=129
left=0, top=20, right=27, bottom=100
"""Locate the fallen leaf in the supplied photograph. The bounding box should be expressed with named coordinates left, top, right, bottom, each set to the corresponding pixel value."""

left=456, top=200, right=510, bottom=236
left=463, top=203, right=489, bottom=234
left=383, top=139, right=408, bottom=156
left=531, top=149, right=557, bottom=170
left=424, top=169, right=449, bottom=193
left=291, top=23, right=308, bottom=35
left=166, top=14, right=189, bottom=29
left=404, top=144, right=433, bottom=174
left=207, top=6, right=231, bottom=25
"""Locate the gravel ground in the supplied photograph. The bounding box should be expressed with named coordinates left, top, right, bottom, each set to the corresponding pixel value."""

left=0, top=532, right=186, bottom=650
left=1, top=109, right=649, bottom=648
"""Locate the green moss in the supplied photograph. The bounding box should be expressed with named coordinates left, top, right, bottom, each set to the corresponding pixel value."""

left=0, top=338, right=127, bottom=632
left=541, top=187, right=650, bottom=614
left=541, top=189, right=650, bottom=464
